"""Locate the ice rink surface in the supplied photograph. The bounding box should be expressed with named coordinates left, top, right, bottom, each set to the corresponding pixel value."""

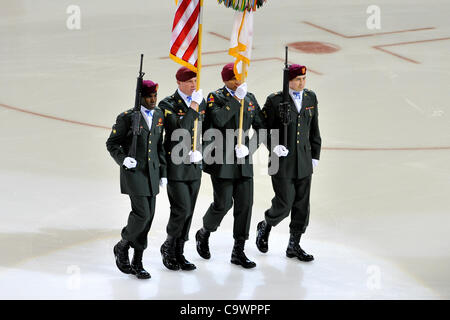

left=0, top=0, right=449, bottom=299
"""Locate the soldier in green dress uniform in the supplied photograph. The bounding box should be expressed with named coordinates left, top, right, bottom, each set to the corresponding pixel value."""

left=195, top=63, right=265, bottom=269
left=256, top=64, right=321, bottom=262
left=106, top=80, right=167, bottom=279
left=158, top=67, right=207, bottom=271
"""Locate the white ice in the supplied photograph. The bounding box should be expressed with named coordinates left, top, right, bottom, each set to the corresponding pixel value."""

left=0, top=0, right=449, bottom=299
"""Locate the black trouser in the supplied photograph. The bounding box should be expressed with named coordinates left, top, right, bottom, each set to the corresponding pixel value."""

left=265, top=175, right=312, bottom=236
left=121, top=195, right=156, bottom=251
left=166, top=179, right=201, bottom=241
left=203, top=176, right=253, bottom=241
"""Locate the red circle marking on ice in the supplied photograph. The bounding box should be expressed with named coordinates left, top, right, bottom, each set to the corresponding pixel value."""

left=288, top=41, right=340, bottom=54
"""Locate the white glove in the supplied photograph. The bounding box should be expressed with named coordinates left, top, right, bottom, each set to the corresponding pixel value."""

left=234, top=83, right=247, bottom=100
left=159, top=177, right=168, bottom=187
left=189, top=150, right=203, bottom=163
left=191, top=89, right=203, bottom=105
left=273, top=145, right=289, bottom=157
left=312, top=159, right=319, bottom=168
left=123, top=157, right=137, bottom=169
left=235, top=144, right=249, bottom=158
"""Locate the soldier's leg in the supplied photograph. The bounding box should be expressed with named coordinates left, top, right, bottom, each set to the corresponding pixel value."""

left=257, top=177, right=296, bottom=253
left=202, top=176, right=234, bottom=232
left=232, top=177, right=254, bottom=241
left=166, top=180, right=192, bottom=239
left=290, top=175, right=312, bottom=235
left=176, top=179, right=201, bottom=271
left=135, top=196, right=156, bottom=250
left=196, top=177, right=233, bottom=260
left=230, top=177, right=256, bottom=268
left=121, top=195, right=155, bottom=251
left=161, top=180, right=191, bottom=271
left=264, top=177, right=296, bottom=227
left=180, top=179, right=201, bottom=241
left=286, top=175, right=314, bottom=262
left=120, top=195, right=155, bottom=279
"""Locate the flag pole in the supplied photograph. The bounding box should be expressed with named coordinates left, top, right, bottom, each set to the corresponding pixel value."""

left=192, top=0, right=203, bottom=152
left=238, top=62, right=247, bottom=147
left=236, top=10, right=247, bottom=147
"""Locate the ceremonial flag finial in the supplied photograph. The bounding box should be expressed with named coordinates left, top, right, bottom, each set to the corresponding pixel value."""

left=217, top=0, right=267, bottom=12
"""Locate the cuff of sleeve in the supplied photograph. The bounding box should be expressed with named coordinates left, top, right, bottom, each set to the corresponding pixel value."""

left=118, top=154, right=126, bottom=166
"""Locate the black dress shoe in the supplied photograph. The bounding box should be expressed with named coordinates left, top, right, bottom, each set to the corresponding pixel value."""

left=195, top=228, right=211, bottom=260
left=256, top=220, right=271, bottom=253
left=113, top=239, right=132, bottom=274
left=131, top=250, right=151, bottom=279
left=160, top=236, right=180, bottom=271
left=231, top=240, right=256, bottom=269
left=176, top=239, right=196, bottom=271
left=286, top=246, right=314, bottom=262
left=286, top=234, right=314, bottom=262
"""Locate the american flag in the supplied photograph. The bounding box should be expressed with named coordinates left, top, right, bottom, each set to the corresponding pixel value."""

left=170, top=0, right=201, bottom=72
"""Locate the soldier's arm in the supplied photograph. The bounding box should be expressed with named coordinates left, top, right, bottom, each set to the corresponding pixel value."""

left=248, top=94, right=267, bottom=154
left=158, top=112, right=168, bottom=178
left=250, top=94, right=266, bottom=131
left=106, top=113, right=130, bottom=166
left=309, top=93, right=321, bottom=160
left=210, top=92, right=241, bottom=128
left=158, top=99, right=199, bottom=131
left=261, top=95, right=277, bottom=151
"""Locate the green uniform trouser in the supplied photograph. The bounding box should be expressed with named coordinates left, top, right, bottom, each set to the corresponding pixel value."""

left=166, top=179, right=201, bottom=241
left=121, top=195, right=156, bottom=251
left=203, top=176, right=254, bottom=241
left=265, top=175, right=312, bottom=236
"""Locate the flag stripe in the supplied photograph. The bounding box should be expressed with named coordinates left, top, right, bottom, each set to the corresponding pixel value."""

left=171, top=2, right=200, bottom=56
left=170, top=0, right=200, bottom=72
left=182, top=31, right=199, bottom=61
left=172, top=0, right=190, bottom=31
left=171, top=1, right=198, bottom=48
left=175, top=19, right=199, bottom=58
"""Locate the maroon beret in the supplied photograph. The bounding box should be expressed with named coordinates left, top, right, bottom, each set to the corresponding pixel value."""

left=289, top=64, right=307, bottom=80
left=176, top=67, right=197, bottom=82
left=142, top=80, right=158, bottom=97
left=221, top=63, right=236, bottom=81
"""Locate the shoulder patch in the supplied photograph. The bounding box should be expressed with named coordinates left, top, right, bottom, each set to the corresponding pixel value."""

left=208, top=94, right=215, bottom=103
left=120, top=109, right=133, bottom=117
left=268, top=91, right=281, bottom=99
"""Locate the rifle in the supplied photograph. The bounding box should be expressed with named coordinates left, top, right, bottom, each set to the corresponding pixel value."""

left=126, top=54, right=145, bottom=170
left=279, top=46, right=291, bottom=147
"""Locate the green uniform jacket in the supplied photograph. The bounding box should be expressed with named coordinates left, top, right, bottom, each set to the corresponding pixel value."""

left=262, top=88, right=321, bottom=179
left=158, top=91, right=207, bottom=181
left=106, top=107, right=167, bottom=196
left=203, top=86, right=265, bottom=179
